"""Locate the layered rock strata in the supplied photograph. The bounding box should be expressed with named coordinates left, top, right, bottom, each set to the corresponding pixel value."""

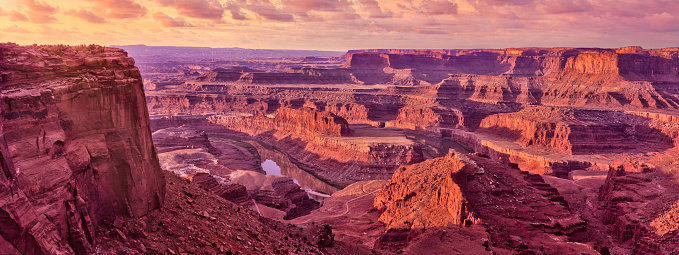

left=0, top=43, right=165, bottom=254
left=479, top=106, right=675, bottom=154
left=208, top=107, right=424, bottom=184
left=145, top=46, right=679, bottom=188
left=373, top=152, right=594, bottom=253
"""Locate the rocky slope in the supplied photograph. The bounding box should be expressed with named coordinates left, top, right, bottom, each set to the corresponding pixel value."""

left=373, top=152, right=595, bottom=254
left=595, top=160, right=679, bottom=254
left=96, top=173, right=364, bottom=254
left=0, top=43, right=165, bottom=254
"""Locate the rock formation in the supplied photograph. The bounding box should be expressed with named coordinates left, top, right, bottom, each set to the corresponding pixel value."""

left=373, top=152, right=594, bottom=253
left=142, top=46, right=679, bottom=194
left=191, top=173, right=251, bottom=205
left=595, top=160, right=679, bottom=254
left=208, top=107, right=424, bottom=185
left=478, top=106, right=675, bottom=154
left=0, top=43, right=165, bottom=254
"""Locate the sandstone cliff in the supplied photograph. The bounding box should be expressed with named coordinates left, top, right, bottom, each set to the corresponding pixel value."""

left=0, top=43, right=165, bottom=254
left=479, top=106, right=676, bottom=154
left=373, top=152, right=594, bottom=253
left=209, top=107, right=424, bottom=185
left=595, top=160, right=679, bottom=254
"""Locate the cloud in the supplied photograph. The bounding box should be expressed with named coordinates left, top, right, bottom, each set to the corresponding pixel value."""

left=0, top=7, right=5, bottom=16
left=488, top=0, right=534, bottom=6
left=23, top=0, right=57, bottom=13
left=154, top=0, right=225, bottom=20
left=29, top=13, right=57, bottom=23
left=87, top=0, right=147, bottom=19
left=357, top=0, right=393, bottom=18
left=153, top=12, right=193, bottom=27
left=418, top=0, right=458, bottom=15
left=37, top=25, right=78, bottom=38
left=538, top=0, right=591, bottom=14
left=281, top=0, right=354, bottom=13
left=642, top=12, right=679, bottom=32
left=399, top=0, right=458, bottom=16
left=238, top=0, right=294, bottom=22
left=21, top=0, right=58, bottom=23
left=10, top=11, right=29, bottom=21
left=66, top=9, right=107, bottom=24
left=2, top=25, right=31, bottom=33
left=280, top=0, right=359, bottom=20
left=220, top=0, right=358, bottom=22
left=226, top=5, right=249, bottom=21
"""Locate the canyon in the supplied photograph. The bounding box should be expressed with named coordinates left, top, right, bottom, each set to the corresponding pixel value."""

left=3, top=43, right=679, bottom=254
left=141, top=45, right=679, bottom=254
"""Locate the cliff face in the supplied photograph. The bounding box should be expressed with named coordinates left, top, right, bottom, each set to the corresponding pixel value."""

left=479, top=106, right=676, bottom=154
left=596, top=160, right=679, bottom=254
left=0, top=43, right=164, bottom=254
left=208, top=108, right=424, bottom=185
left=373, top=153, right=475, bottom=230
left=373, top=152, right=593, bottom=253
left=275, top=107, right=351, bottom=136
left=208, top=107, right=351, bottom=138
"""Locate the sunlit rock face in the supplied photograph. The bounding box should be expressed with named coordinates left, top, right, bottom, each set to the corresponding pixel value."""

left=373, top=152, right=594, bottom=254
left=0, top=43, right=164, bottom=254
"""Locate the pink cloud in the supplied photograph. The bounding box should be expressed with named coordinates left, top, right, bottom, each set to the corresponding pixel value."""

left=642, top=12, right=679, bottom=32
left=153, top=12, right=193, bottom=27
left=23, top=0, right=57, bottom=13
left=358, top=0, right=393, bottom=19
left=539, top=0, right=590, bottom=14
left=154, top=0, right=225, bottom=20
left=29, top=13, right=57, bottom=23
left=226, top=5, right=249, bottom=21
left=16, top=0, right=58, bottom=23
left=10, top=11, right=29, bottom=22
left=87, top=0, right=147, bottom=19
left=2, top=25, right=31, bottom=33
left=66, top=9, right=107, bottom=24
left=398, top=0, right=458, bottom=16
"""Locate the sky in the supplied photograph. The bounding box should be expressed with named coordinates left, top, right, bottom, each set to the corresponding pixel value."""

left=0, top=0, right=678, bottom=51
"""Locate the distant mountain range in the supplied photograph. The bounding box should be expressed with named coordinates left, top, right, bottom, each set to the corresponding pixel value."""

left=111, top=44, right=345, bottom=62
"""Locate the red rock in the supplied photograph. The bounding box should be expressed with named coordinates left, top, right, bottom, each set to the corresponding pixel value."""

left=191, top=173, right=251, bottom=205
left=373, top=152, right=594, bottom=253
left=596, top=159, right=677, bottom=254
left=479, top=106, right=676, bottom=154
left=0, top=43, right=164, bottom=254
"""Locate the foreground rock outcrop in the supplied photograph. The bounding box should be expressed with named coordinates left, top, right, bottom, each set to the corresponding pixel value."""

left=373, top=152, right=595, bottom=254
left=595, top=160, right=679, bottom=254
left=0, top=43, right=165, bottom=254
